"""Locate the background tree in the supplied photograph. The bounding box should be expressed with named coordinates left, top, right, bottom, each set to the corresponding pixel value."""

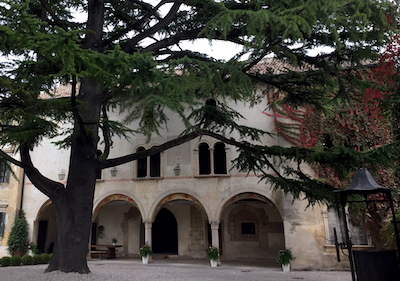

left=0, top=0, right=397, bottom=273
left=266, top=33, right=400, bottom=248
left=7, top=210, right=28, bottom=256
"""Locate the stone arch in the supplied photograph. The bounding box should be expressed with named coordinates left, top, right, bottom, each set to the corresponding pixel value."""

left=35, top=199, right=53, bottom=221
left=92, top=193, right=143, bottom=257
left=93, top=193, right=140, bottom=220
left=151, top=192, right=209, bottom=221
left=150, top=191, right=210, bottom=258
left=216, top=189, right=283, bottom=220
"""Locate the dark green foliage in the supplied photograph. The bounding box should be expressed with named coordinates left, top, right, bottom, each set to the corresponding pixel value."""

left=276, top=249, right=295, bottom=265
left=0, top=0, right=398, bottom=273
left=40, top=253, right=50, bottom=264
left=49, top=253, right=53, bottom=261
left=7, top=210, right=28, bottom=255
left=0, top=0, right=396, bottom=205
left=206, top=247, right=219, bottom=261
left=10, top=255, right=21, bottom=266
left=32, top=254, right=41, bottom=265
left=21, top=254, right=32, bottom=265
left=1, top=256, right=11, bottom=267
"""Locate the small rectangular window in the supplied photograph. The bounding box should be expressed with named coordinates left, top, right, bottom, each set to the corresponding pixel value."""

left=241, top=222, right=256, bottom=235
left=0, top=162, right=10, bottom=183
left=0, top=212, right=5, bottom=237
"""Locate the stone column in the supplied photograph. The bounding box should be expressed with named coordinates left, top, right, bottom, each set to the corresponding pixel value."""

left=209, top=148, right=215, bottom=175
left=146, top=157, right=150, bottom=178
left=144, top=220, right=153, bottom=246
left=209, top=220, right=220, bottom=248
left=143, top=220, right=153, bottom=262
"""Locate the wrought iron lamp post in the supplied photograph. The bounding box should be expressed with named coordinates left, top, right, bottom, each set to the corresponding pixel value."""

left=334, top=168, right=400, bottom=281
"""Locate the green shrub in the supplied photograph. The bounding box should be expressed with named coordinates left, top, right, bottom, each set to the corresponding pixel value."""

left=7, top=210, right=28, bottom=255
left=2, top=256, right=11, bottom=267
left=49, top=253, right=53, bottom=260
left=11, top=255, right=21, bottom=266
left=40, top=253, right=50, bottom=264
left=21, top=255, right=33, bottom=265
left=32, top=254, right=41, bottom=265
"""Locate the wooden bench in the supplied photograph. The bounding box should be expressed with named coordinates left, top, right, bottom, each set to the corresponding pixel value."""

left=90, top=250, right=109, bottom=259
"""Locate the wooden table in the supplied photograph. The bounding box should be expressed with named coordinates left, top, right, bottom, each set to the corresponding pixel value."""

left=90, top=245, right=122, bottom=259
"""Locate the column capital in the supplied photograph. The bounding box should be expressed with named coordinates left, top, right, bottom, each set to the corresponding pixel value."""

left=143, top=220, right=153, bottom=228
left=209, top=220, right=220, bottom=229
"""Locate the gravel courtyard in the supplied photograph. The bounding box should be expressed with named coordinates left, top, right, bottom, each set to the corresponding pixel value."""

left=0, top=258, right=353, bottom=281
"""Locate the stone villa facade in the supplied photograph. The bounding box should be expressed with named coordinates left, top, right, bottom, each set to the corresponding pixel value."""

left=1, top=80, right=370, bottom=269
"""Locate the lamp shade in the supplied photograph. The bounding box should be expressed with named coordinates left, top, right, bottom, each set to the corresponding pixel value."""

left=336, top=168, right=390, bottom=195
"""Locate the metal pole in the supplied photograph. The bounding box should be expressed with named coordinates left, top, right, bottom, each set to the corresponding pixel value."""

left=388, top=192, right=400, bottom=260
left=340, top=193, right=357, bottom=281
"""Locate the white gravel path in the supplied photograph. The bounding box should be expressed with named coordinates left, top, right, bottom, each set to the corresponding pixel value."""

left=0, top=259, right=353, bottom=281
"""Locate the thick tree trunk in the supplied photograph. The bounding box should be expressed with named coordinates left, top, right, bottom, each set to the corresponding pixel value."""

left=46, top=79, right=102, bottom=273
left=46, top=191, right=94, bottom=273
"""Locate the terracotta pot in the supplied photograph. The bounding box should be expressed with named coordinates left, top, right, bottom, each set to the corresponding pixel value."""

left=13, top=250, right=24, bottom=257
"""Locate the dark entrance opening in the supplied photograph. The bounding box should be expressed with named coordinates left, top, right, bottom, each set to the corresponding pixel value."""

left=37, top=220, right=48, bottom=253
left=152, top=208, right=178, bottom=254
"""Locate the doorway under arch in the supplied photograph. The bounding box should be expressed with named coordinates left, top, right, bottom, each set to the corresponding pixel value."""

left=220, top=192, right=284, bottom=262
left=92, top=194, right=143, bottom=258
left=35, top=201, right=56, bottom=254
left=152, top=208, right=178, bottom=254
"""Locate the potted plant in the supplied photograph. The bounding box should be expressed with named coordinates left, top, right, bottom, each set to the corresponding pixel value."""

left=139, top=244, right=152, bottom=264
left=27, top=242, right=39, bottom=256
left=206, top=246, right=219, bottom=267
left=112, top=238, right=117, bottom=246
left=277, top=248, right=295, bottom=272
left=7, top=210, right=28, bottom=257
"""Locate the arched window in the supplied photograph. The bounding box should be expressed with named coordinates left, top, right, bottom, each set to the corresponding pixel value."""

left=150, top=152, right=161, bottom=177
left=198, top=142, right=227, bottom=175
left=137, top=147, right=147, bottom=178
left=199, top=143, right=211, bottom=175
left=136, top=146, right=161, bottom=178
left=213, top=142, right=227, bottom=174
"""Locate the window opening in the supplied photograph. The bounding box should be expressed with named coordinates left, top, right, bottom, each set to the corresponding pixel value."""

left=136, top=147, right=161, bottom=178
left=213, top=142, right=227, bottom=174
left=199, top=143, right=211, bottom=175
left=0, top=162, right=10, bottom=183
left=0, top=212, right=5, bottom=237
left=150, top=153, right=161, bottom=177
left=137, top=147, right=147, bottom=178
left=327, top=207, right=368, bottom=245
left=241, top=222, right=256, bottom=235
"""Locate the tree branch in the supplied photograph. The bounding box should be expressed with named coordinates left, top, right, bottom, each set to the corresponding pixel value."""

left=121, top=1, right=182, bottom=53
left=101, top=129, right=312, bottom=169
left=39, top=0, right=68, bottom=31
left=102, top=0, right=171, bottom=47
left=101, top=129, right=202, bottom=168
left=20, top=145, right=65, bottom=198
left=140, top=29, right=245, bottom=55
